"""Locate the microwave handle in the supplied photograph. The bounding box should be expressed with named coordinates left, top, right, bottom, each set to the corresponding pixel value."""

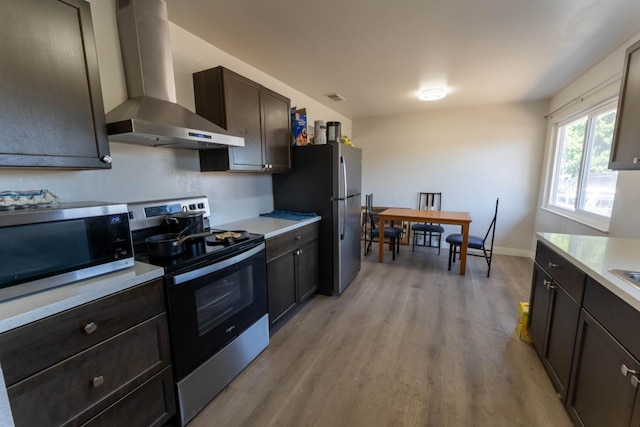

left=174, top=242, right=265, bottom=285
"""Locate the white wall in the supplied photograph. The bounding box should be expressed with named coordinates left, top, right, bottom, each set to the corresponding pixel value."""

left=534, top=31, right=640, bottom=240
left=353, top=101, right=549, bottom=256
left=0, top=0, right=351, bottom=225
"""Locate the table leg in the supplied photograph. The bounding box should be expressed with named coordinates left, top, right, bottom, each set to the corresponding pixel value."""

left=378, top=219, right=385, bottom=262
left=459, top=223, right=469, bottom=275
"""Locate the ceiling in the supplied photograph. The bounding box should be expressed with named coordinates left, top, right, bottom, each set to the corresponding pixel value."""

left=166, top=0, right=640, bottom=120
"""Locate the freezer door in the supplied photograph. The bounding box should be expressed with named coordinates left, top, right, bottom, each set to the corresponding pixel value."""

left=337, top=145, right=362, bottom=199
left=336, top=194, right=362, bottom=294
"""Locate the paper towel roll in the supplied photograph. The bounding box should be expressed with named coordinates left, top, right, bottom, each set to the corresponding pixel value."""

left=314, top=120, right=327, bottom=144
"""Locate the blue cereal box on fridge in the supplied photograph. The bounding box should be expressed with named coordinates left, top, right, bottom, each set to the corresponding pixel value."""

left=291, top=107, right=308, bottom=146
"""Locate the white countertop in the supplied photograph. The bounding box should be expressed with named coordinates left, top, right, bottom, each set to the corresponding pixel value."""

left=213, top=215, right=321, bottom=239
left=537, top=233, right=640, bottom=311
left=0, top=262, right=164, bottom=334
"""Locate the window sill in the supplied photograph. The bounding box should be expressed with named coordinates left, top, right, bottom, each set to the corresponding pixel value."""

left=542, top=206, right=611, bottom=233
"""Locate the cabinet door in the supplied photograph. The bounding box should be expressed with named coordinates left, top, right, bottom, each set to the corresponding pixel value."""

left=225, top=72, right=264, bottom=171
left=544, top=284, right=581, bottom=401
left=528, top=264, right=552, bottom=357
left=261, top=87, right=291, bottom=172
left=267, top=253, right=297, bottom=327
left=568, top=310, right=640, bottom=427
left=609, top=39, right=640, bottom=170
left=194, top=67, right=264, bottom=172
left=296, top=239, right=319, bottom=303
left=0, top=0, right=110, bottom=169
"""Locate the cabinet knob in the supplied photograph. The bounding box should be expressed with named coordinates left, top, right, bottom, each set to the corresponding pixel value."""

left=634, top=157, right=639, bottom=164
left=92, top=375, right=104, bottom=388
left=84, top=322, right=98, bottom=334
left=100, top=155, right=113, bottom=164
left=548, top=262, right=559, bottom=269
left=295, top=235, right=302, bottom=240
left=543, top=279, right=556, bottom=290
left=621, top=364, right=638, bottom=376
left=295, top=249, right=302, bottom=256
left=622, top=364, right=640, bottom=388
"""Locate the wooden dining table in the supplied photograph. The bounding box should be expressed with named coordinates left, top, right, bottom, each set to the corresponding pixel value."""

left=378, top=208, right=473, bottom=275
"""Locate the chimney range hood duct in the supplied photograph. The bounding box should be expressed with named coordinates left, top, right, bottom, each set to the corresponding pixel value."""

left=105, top=0, right=243, bottom=149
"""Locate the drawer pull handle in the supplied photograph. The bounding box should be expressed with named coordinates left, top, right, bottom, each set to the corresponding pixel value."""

left=92, top=376, right=104, bottom=388
left=295, top=235, right=302, bottom=240
left=84, top=322, right=98, bottom=334
left=622, top=365, right=640, bottom=388
left=548, top=262, right=559, bottom=269
left=84, top=322, right=98, bottom=335
left=621, top=364, right=639, bottom=376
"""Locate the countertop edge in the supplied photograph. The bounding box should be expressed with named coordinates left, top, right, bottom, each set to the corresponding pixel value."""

left=213, top=216, right=321, bottom=239
left=0, top=262, right=164, bottom=334
left=536, top=232, right=640, bottom=312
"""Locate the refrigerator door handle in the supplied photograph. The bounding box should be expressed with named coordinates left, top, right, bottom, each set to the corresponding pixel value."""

left=340, top=156, right=347, bottom=240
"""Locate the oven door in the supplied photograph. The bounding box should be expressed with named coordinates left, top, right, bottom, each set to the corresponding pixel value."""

left=165, top=242, right=267, bottom=380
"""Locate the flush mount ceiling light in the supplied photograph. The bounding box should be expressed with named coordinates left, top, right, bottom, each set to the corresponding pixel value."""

left=418, top=88, right=447, bottom=101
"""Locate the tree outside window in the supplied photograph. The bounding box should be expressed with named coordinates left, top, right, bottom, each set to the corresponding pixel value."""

left=548, top=103, right=618, bottom=221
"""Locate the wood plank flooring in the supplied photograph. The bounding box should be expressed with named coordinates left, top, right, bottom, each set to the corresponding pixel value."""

left=186, top=246, right=573, bottom=427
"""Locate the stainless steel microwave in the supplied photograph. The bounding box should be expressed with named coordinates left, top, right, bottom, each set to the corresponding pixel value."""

left=0, top=202, right=134, bottom=302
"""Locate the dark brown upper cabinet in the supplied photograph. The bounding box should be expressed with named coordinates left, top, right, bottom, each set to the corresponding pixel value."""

left=0, top=0, right=111, bottom=169
left=609, top=39, right=640, bottom=170
left=193, top=66, right=291, bottom=173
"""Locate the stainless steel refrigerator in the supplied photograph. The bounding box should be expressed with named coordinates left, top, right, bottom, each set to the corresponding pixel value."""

left=273, top=144, right=362, bottom=295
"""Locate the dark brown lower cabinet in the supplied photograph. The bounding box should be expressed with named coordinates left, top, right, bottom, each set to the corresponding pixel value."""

left=529, top=240, right=640, bottom=427
left=567, top=310, right=640, bottom=427
left=84, top=367, right=175, bottom=427
left=528, top=263, right=580, bottom=401
left=528, top=264, right=552, bottom=357
left=266, top=222, right=319, bottom=329
left=296, top=239, right=319, bottom=302
left=0, top=279, right=175, bottom=427
left=267, top=250, right=297, bottom=325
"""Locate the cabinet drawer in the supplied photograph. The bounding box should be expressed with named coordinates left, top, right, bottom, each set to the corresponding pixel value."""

left=266, top=222, right=320, bottom=261
left=84, top=367, right=175, bottom=427
left=536, top=241, right=585, bottom=303
left=583, top=276, right=640, bottom=360
left=8, top=313, right=171, bottom=427
left=0, top=278, right=165, bottom=386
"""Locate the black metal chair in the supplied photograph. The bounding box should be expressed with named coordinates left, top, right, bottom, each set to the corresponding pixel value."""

left=446, top=198, right=498, bottom=277
left=411, top=192, right=445, bottom=254
left=363, top=194, right=402, bottom=260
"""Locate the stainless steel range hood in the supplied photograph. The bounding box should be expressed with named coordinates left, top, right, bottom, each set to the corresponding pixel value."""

left=106, top=0, right=243, bottom=149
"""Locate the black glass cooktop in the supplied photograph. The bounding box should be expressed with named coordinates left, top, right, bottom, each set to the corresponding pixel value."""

left=132, top=228, right=264, bottom=275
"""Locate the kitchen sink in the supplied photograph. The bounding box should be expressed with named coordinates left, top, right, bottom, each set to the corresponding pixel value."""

left=609, top=269, right=640, bottom=287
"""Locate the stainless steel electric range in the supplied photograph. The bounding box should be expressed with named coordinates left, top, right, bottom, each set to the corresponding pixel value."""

left=127, top=196, right=269, bottom=426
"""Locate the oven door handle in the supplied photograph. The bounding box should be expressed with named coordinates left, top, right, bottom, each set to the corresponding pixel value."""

left=173, top=242, right=265, bottom=285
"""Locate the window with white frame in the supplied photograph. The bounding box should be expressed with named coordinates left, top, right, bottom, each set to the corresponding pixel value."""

left=547, top=100, right=618, bottom=229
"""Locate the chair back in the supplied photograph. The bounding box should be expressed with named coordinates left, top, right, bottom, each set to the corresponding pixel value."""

left=483, top=198, right=499, bottom=250
left=365, top=193, right=376, bottom=230
left=418, top=192, right=442, bottom=211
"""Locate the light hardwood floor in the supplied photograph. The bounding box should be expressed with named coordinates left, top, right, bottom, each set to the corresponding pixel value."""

left=187, top=246, right=573, bottom=427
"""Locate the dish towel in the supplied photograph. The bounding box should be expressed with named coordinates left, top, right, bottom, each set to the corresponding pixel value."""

left=260, top=210, right=317, bottom=221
